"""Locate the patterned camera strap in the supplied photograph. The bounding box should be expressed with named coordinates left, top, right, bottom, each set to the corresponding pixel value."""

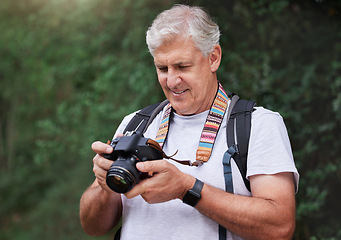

left=155, top=82, right=229, bottom=166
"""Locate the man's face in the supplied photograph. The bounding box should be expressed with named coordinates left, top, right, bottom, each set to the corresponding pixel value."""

left=153, top=37, right=220, bottom=116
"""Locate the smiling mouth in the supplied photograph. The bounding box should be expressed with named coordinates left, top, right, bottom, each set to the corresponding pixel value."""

left=172, top=89, right=187, bottom=94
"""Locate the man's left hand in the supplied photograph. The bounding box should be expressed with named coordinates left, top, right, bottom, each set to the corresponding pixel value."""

left=124, top=160, right=195, bottom=204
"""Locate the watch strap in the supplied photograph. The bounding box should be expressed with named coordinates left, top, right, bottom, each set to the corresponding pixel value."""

left=183, top=178, right=204, bottom=207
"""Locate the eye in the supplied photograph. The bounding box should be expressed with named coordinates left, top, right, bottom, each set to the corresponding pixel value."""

left=158, top=67, right=168, bottom=72
left=179, top=65, right=190, bottom=70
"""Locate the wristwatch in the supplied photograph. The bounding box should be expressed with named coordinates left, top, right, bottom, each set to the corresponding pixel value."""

left=183, top=178, right=204, bottom=207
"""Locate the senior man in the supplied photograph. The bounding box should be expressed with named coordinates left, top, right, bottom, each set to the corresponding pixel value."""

left=80, top=4, right=299, bottom=240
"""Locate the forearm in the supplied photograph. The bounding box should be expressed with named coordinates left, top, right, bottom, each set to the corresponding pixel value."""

left=80, top=180, right=122, bottom=236
left=125, top=161, right=296, bottom=239
left=195, top=180, right=295, bottom=240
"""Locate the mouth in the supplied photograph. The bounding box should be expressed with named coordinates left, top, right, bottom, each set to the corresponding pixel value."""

left=171, top=89, right=187, bottom=95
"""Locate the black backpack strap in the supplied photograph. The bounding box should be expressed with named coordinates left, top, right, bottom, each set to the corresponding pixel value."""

left=219, top=94, right=256, bottom=240
left=123, top=99, right=169, bottom=135
left=113, top=227, right=121, bottom=240
left=226, top=94, right=256, bottom=192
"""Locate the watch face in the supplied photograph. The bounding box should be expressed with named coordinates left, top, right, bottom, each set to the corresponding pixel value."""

left=183, top=179, right=204, bottom=207
left=183, top=192, right=199, bottom=207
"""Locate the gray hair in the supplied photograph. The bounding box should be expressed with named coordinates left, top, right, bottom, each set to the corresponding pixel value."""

left=146, top=4, right=220, bottom=57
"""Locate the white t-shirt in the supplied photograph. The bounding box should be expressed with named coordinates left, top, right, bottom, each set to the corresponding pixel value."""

left=113, top=104, right=299, bottom=240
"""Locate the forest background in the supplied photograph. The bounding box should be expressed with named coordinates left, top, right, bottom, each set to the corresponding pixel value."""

left=0, top=0, right=340, bottom=239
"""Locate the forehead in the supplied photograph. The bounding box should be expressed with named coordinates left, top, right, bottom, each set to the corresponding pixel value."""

left=153, top=37, right=204, bottom=65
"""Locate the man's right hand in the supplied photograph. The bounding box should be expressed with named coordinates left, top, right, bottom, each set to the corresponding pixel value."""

left=91, top=141, right=115, bottom=192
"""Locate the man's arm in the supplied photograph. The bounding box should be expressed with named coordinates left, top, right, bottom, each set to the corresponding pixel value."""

left=196, top=172, right=296, bottom=240
left=79, top=141, right=123, bottom=236
left=80, top=180, right=122, bottom=235
left=126, top=160, right=296, bottom=240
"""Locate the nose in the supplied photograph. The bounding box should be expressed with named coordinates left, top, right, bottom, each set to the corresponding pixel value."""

left=167, top=69, right=181, bottom=89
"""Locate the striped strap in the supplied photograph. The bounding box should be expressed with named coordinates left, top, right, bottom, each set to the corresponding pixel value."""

left=155, top=82, right=228, bottom=166
left=155, top=102, right=172, bottom=148
left=195, top=83, right=228, bottom=165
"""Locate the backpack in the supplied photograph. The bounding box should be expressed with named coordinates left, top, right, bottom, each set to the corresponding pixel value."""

left=122, top=94, right=256, bottom=192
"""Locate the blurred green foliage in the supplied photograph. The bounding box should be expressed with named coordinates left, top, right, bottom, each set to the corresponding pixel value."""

left=0, top=0, right=340, bottom=239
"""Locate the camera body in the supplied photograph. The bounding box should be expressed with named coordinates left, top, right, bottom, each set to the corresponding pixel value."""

left=103, top=132, right=163, bottom=193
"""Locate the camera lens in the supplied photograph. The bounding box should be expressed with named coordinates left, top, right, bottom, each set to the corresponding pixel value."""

left=106, top=156, right=140, bottom=193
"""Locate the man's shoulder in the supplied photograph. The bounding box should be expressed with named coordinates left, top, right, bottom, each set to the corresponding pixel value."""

left=252, top=106, right=283, bottom=121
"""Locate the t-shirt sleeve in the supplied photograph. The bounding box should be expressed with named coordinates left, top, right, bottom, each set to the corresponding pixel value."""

left=247, top=107, right=299, bottom=191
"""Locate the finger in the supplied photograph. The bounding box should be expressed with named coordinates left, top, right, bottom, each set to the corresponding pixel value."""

left=136, top=160, right=167, bottom=173
left=91, top=141, right=113, bottom=155
left=93, top=167, right=107, bottom=184
left=93, top=154, right=114, bottom=170
left=93, top=157, right=112, bottom=175
left=124, top=182, right=146, bottom=199
left=93, top=156, right=114, bottom=192
left=93, top=174, right=113, bottom=193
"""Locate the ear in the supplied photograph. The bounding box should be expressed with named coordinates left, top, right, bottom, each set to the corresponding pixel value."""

left=209, top=44, right=222, bottom=73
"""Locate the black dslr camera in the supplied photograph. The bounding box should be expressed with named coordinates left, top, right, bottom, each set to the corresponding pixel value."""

left=103, top=132, right=163, bottom=194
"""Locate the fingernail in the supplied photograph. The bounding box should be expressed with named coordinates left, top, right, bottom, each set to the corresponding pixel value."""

left=106, top=147, right=112, bottom=153
left=136, top=162, right=144, bottom=171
